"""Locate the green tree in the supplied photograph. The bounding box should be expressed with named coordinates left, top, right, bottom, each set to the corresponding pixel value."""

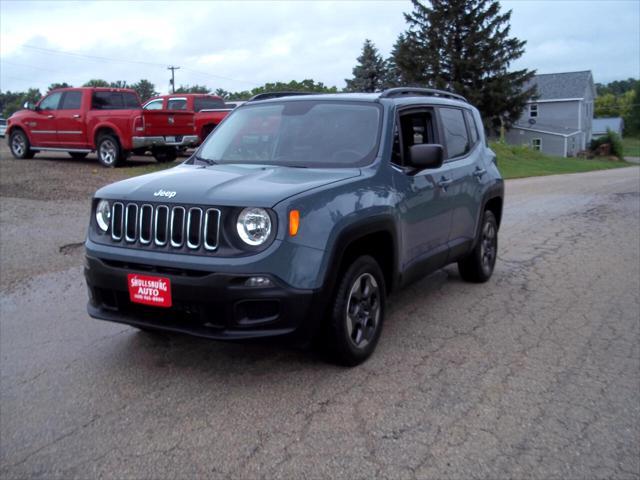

left=47, top=82, right=72, bottom=92
left=389, top=0, right=535, bottom=131
left=345, top=39, right=387, bottom=92
left=249, top=79, right=338, bottom=96
left=131, top=79, right=158, bottom=102
left=83, top=79, right=110, bottom=87
left=626, top=82, right=640, bottom=134
left=109, top=80, right=128, bottom=88
left=1, top=88, right=42, bottom=118
left=175, top=84, right=210, bottom=94
left=214, top=88, right=230, bottom=99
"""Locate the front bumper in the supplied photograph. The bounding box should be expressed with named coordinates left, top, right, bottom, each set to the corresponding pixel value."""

left=84, top=255, right=323, bottom=342
left=132, top=135, right=199, bottom=149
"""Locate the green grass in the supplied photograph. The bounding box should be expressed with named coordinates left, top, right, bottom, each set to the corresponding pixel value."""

left=491, top=141, right=633, bottom=179
left=622, top=136, right=640, bottom=158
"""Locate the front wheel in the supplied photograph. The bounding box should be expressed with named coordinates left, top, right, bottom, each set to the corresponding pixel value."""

left=326, top=255, right=386, bottom=366
left=458, top=210, right=498, bottom=283
left=9, top=130, right=35, bottom=159
left=96, top=134, right=122, bottom=168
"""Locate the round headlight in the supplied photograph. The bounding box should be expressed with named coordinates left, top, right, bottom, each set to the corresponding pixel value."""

left=236, top=208, right=272, bottom=246
left=96, top=199, right=111, bottom=232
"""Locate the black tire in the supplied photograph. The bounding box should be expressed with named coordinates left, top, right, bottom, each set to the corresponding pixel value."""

left=152, top=147, right=178, bottom=163
left=9, top=130, right=35, bottom=159
left=96, top=134, right=122, bottom=168
left=458, top=210, right=498, bottom=283
left=68, top=152, right=88, bottom=159
left=326, top=255, right=386, bottom=366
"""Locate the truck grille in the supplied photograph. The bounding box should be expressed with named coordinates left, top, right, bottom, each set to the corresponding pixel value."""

left=111, top=202, right=220, bottom=251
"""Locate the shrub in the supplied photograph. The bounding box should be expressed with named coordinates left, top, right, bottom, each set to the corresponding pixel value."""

left=590, top=129, right=624, bottom=159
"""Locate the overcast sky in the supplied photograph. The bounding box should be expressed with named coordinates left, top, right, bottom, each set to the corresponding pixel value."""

left=1, top=0, right=639, bottom=95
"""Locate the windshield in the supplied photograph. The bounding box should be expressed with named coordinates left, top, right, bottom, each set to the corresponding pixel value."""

left=196, top=101, right=381, bottom=168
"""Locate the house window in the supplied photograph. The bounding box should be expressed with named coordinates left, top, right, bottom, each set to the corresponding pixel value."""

left=529, top=104, right=538, bottom=118
left=532, top=138, right=542, bottom=151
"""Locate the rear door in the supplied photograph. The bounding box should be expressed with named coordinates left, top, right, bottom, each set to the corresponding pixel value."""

left=436, top=106, right=482, bottom=254
left=26, top=91, right=62, bottom=146
left=54, top=90, right=88, bottom=148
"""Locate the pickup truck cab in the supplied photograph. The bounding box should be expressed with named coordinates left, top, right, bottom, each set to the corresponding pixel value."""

left=6, top=87, right=198, bottom=167
left=85, top=88, right=504, bottom=365
left=143, top=93, right=235, bottom=143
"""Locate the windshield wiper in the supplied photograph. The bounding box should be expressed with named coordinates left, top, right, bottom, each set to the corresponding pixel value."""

left=193, top=154, right=217, bottom=166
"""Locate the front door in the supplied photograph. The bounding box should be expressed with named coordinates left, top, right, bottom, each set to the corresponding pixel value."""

left=24, top=91, right=62, bottom=146
left=392, top=108, right=453, bottom=273
left=55, top=90, right=88, bottom=149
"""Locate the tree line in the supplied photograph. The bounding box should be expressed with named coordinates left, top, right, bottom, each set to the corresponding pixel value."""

left=595, top=79, right=639, bottom=134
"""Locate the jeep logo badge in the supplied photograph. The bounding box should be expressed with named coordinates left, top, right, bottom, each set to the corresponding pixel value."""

left=168, top=116, right=174, bottom=125
left=153, top=189, right=177, bottom=199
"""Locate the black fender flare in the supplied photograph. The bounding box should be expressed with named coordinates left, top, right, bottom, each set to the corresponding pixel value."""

left=472, top=180, right=505, bottom=247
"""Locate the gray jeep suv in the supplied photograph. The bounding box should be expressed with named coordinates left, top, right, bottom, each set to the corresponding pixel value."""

left=84, top=88, right=504, bottom=365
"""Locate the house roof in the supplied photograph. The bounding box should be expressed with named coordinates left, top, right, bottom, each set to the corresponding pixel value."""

left=592, top=117, right=624, bottom=133
left=511, top=122, right=581, bottom=137
left=525, top=71, right=595, bottom=101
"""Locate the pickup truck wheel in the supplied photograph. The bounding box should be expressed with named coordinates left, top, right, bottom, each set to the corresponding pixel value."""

left=458, top=210, right=498, bottom=283
left=96, top=134, right=122, bottom=168
left=68, top=152, right=88, bottom=159
left=327, top=255, right=386, bottom=366
left=9, top=130, right=35, bottom=159
left=152, top=147, right=178, bottom=163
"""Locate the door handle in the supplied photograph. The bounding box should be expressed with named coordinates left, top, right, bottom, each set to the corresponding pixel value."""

left=47, top=115, right=55, bottom=119
left=72, top=114, right=81, bottom=119
left=437, top=177, right=453, bottom=188
left=473, top=167, right=487, bottom=178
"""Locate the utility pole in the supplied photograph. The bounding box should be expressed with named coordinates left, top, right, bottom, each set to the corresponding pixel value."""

left=167, top=65, right=180, bottom=93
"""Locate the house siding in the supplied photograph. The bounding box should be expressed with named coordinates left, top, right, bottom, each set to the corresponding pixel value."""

left=505, top=128, right=582, bottom=157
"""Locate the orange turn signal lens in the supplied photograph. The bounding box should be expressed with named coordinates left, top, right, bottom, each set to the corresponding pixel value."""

left=289, top=210, right=300, bottom=236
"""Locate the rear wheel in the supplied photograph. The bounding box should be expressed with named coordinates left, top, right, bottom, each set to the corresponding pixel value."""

left=9, top=130, right=35, bottom=159
left=326, top=255, right=386, bottom=366
left=152, top=147, right=178, bottom=163
left=68, top=152, right=88, bottom=159
left=458, top=210, right=498, bottom=283
left=96, top=134, right=122, bottom=168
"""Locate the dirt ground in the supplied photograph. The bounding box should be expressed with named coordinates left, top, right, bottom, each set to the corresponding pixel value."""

left=1, top=140, right=639, bottom=479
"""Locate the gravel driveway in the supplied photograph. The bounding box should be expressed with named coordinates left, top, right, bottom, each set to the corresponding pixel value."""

left=1, top=145, right=639, bottom=479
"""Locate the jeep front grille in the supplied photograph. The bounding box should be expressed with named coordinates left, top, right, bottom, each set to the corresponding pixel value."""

left=110, top=203, right=220, bottom=252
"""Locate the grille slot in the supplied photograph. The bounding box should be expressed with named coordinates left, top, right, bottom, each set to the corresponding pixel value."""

left=111, top=202, right=124, bottom=240
left=204, top=209, right=221, bottom=250
left=154, top=205, right=169, bottom=246
left=139, top=205, right=153, bottom=244
left=170, top=207, right=186, bottom=247
left=125, top=204, right=138, bottom=242
left=187, top=208, right=203, bottom=249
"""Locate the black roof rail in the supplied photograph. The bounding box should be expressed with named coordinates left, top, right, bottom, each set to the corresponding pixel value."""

left=247, top=91, right=314, bottom=102
left=379, top=87, right=467, bottom=103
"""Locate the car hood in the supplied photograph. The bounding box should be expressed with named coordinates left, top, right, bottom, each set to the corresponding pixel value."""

left=95, top=163, right=361, bottom=207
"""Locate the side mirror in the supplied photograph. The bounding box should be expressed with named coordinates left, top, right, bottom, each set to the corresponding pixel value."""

left=23, top=101, right=35, bottom=110
left=408, top=144, right=444, bottom=170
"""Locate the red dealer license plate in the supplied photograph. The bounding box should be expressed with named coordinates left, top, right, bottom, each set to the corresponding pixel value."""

left=127, top=274, right=172, bottom=308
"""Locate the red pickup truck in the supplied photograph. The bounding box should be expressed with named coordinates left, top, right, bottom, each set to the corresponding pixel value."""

left=143, top=94, right=238, bottom=143
left=6, top=87, right=198, bottom=167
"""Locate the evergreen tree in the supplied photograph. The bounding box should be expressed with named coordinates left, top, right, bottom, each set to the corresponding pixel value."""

left=390, top=0, right=535, bottom=130
left=131, top=79, right=158, bottom=102
left=345, top=39, right=387, bottom=92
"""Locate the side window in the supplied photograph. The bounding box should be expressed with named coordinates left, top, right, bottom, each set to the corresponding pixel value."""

left=439, top=107, right=469, bottom=159
left=464, top=110, right=479, bottom=146
left=144, top=100, right=163, bottom=110
left=167, top=98, right=187, bottom=110
left=392, top=110, right=436, bottom=166
left=92, top=92, right=121, bottom=110
left=39, top=92, right=63, bottom=110
left=59, top=91, right=82, bottom=110
left=194, top=96, right=226, bottom=111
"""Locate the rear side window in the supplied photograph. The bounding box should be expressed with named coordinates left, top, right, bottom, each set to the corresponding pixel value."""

left=60, top=91, right=82, bottom=110
left=194, top=96, right=225, bottom=111
left=464, top=110, right=479, bottom=146
left=439, top=107, right=469, bottom=159
left=167, top=98, right=187, bottom=110
left=92, top=92, right=140, bottom=110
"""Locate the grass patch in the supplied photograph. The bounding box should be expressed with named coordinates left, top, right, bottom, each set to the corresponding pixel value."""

left=622, top=136, right=640, bottom=158
left=491, top=141, right=633, bottom=179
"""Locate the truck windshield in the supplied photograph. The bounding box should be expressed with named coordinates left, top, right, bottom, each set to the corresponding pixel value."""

left=196, top=101, right=381, bottom=168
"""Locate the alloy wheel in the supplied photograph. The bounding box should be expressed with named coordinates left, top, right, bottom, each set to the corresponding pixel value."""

left=345, top=273, right=380, bottom=349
